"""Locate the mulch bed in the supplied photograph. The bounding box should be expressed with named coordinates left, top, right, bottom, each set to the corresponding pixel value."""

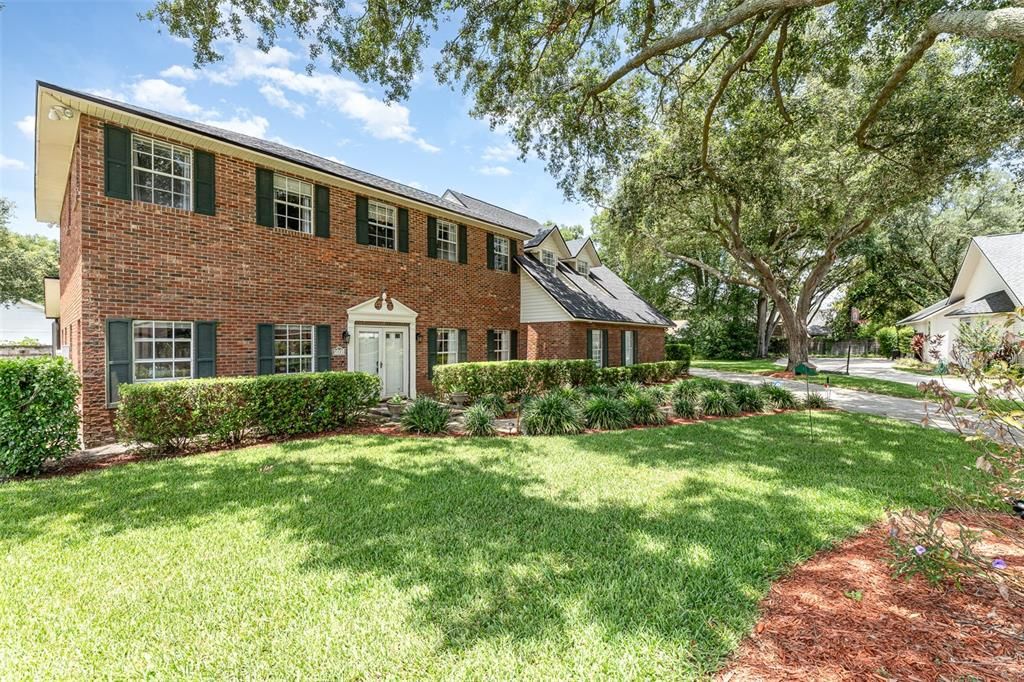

left=718, top=512, right=1024, bottom=681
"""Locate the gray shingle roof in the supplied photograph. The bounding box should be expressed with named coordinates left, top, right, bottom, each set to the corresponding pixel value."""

left=945, top=290, right=1016, bottom=317
left=564, top=238, right=587, bottom=257
left=973, top=233, right=1024, bottom=303
left=897, top=297, right=952, bottom=325
left=517, top=253, right=672, bottom=326
left=523, top=226, right=555, bottom=248
left=43, top=82, right=541, bottom=237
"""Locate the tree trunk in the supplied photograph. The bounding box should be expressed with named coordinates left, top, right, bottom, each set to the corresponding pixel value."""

left=785, top=319, right=811, bottom=371
left=755, top=292, right=770, bottom=358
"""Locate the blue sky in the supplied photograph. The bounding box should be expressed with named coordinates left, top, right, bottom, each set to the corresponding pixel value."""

left=0, top=1, right=596, bottom=238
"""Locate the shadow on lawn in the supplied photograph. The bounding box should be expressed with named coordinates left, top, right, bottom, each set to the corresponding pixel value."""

left=0, top=413, right=975, bottom=672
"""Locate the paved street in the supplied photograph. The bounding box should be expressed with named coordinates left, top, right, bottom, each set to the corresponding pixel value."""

left=773, top=356, right=978, bottom=394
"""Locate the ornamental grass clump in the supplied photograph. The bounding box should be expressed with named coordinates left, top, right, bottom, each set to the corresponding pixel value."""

left=729, top=384, right=766, bottom=413
left=624, top=391, right=666, bottom=426
left=643, top=384, right=670, bottom=405
left=475, top=393, right=509, bottom=417
left=581, top=396, right=631, bottom=431
left=670, top=379, right=702, bottom=402
left=672, top=394, right=702, bottom=420
left=758, top=382, right=798, bottom=410
left=400, top=396, right=451, bottom=434
left=802, top=393, right=831, bottom=410
left=462, top=404, right=497, bottom=436
left=519, top=392, right=584, bottom=436
left=693, top=377, right=730, bottom=393
left=700, top=389, right=740, bottom=417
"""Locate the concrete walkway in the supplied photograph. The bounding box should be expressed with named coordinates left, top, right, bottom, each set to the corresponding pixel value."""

left=773, top=356, right=978, bottom=394
left=692, top=367, right=965, bottom=434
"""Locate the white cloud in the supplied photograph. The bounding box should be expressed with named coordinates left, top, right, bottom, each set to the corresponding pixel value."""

left=160, top=65, right=200, bottom=81
left=0, top=154, right=27, bottom=170
left=477, top=165, right=512, bottom=177
left=15, top=115, right=34, bottom=139
left=130, top=79, right=208, bottom=116
left=482, top=142, right=519, bottom=162
left=208, top=44, right=439, bottom=152
left=200, top=114, right=270, bottom=138
left=259, top=84, right=305, bottom=117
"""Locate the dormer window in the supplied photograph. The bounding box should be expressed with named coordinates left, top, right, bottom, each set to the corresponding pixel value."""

left=541, top=249, right=557, bottom=271
left=576, top=260, right=589, bottom=276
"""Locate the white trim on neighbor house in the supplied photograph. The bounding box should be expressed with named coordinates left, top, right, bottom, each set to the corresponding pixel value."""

left=345, top=294, right=418, bottom=398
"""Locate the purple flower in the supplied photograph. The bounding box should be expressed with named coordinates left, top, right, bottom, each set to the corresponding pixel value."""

left=888, top=527, right=898, bottom=538
left=992, top=558, right=1007, bottom=570
left=914, top=545, right=927, bottom=556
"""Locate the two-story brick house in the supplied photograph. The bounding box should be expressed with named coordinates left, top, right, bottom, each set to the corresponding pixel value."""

left=33, top=82, right=672, bottom=446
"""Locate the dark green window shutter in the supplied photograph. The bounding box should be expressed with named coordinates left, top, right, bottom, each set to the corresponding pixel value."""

left=194, top=150, right=216, bottom=215
left=427, top=217, right=437, bottom=258
left=458, top=224, right=468, bottom=264
left=458, top=329, right=468, bottom=363
left=103, top=125, right=131, bottom=200
left=586, top=329, right=594, bottom=362
left=105, top=319, right=132, bottom=405
left=601, top=330, right=609, bottom=368
left=315, top=325, right=331, bottom=371
left=194, top=321, right=217, bottom=377
left=356, top=196, right=369, bottom=245
left=427, top=328, right=437, bottom=379
left=486, top=329, right=496, bottom=361
left=314, top=185, right=330, bottom=238
left=257, top=324, right=275, bottom=375
left=510, top=240, right=519, bottom=273
left=398, top=207, right=409, bottom=252
left=255, top=168, right=274, bottom=227
left=620, top=330, right=627, bottom=367
left=486, top=234, right=495, bottom=269
left=510, top=330, right=519, bottom=359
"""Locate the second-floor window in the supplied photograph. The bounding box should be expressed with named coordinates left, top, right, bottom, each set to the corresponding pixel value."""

left=368, top=200, right=397, bottom=250
left=493, top=236, right=510, bottom=272
left=436, top=219, right=458, bottom=262
left=274, top=175, right=313, bottom=234
left=541, top=249, right=557, bottom=271
left=132, top=134, right=192, bottom=210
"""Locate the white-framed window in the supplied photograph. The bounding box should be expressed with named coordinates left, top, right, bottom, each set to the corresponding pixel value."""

left=368, top=200, right=397, bottom=250
left=493, top=235, right=510, bottom=272
left=133, top=321, right=193, bottom=382
left=274, top=175, right=313, bottom=234
left=541, top=249, right=557, bottom=271
left=624, top=330, right=635, bottom=366
left=590, top=330, right=603, bottom=368
left=576, top=260, right=590, bottom=276
left=492, top=329, right=511, bottom=361
left=435, top=328, right=459, bottom=366
left=132, top=134, right=192, bottom=210
left=273, top=324, right=314, bottom=374
left=436, top=219, right=458, bottom=262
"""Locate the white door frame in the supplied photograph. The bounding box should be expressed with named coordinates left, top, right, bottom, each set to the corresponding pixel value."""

left=346, top=293, right=418, bottom=398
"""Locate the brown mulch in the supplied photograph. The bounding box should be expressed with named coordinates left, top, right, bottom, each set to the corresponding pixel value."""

left=718, top=512, right=1024, bottom=681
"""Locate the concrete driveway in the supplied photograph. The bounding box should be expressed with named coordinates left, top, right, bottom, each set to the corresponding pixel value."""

left=774, top=356, right=978, bottom=394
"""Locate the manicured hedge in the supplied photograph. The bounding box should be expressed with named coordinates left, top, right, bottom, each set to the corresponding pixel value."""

left=432, top=359, right=689, bottom=400
left=117, top=371, right=381, bottom=451
left=0, top=357, right=80, bottom=477
left=665, top=342, right=693, bottom=365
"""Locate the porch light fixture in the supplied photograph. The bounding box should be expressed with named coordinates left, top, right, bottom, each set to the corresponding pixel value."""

left=341, top=330, right=351, bottom=344
left=48, top=105, right=74, bottom=121
left=415, top=332, right=423, bottom=342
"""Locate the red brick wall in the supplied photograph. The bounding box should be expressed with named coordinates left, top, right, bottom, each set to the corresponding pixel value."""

left=526, top=321, right=665, bottom=365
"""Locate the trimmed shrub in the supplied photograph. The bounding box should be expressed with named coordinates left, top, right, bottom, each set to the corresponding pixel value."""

left=0, top=357, right=80, bottom=477
left=432, top=359, right=598, bottom=399
left=474, top=393, right=509, bottom=417
left=624, top=391, right=667, bottom=425
left=802, top=393, right=831, bottom=410
left=462, top=404, right=497, bottom=436
left=401, top=396, right=451, bottom=434
left=729, top=384, right=766, bottom=413
left=520, top=392, right=584, bottom=436
left=596, top=361, right=688, bottom=386
left=758, top=382, right=799, bottom=410
left=672, top=395, right=702, bottom=419
left=118, top=371, right=380, bottom=449
left=665, top=342, right=693, bottom=366
left=582, top=396, right=631, bottom=430
left=701, top=389, right=740, bottom=417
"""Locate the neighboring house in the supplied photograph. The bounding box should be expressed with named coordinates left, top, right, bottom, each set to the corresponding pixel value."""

left=898, top=233, right=1024, bottom=363
left=0, top=299, right=52, bottom=345
left=33, top=82, right=671, bottom=446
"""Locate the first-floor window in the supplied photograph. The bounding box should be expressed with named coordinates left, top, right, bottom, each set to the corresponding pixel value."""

left=623, top=330, right=635, bottom=366
left=274, top=324, right=314, bottom=373
left=590, top=330, right=603, bottom=367
left=493, top=236, right=510, bottom=272
left=436, top=219, right=458, bottom=261
left=435, top=328, right=459, bottom=366
left=493, top=329, right=511, bottom=361
left=133, top=321, right=193, bottom=381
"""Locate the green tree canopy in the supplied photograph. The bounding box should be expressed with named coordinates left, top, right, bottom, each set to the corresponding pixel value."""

left=0, top=199, right=59, bottom=306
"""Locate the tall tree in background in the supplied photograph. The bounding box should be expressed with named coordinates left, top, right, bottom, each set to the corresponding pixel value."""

left=0, top=199, right=59, bottom=306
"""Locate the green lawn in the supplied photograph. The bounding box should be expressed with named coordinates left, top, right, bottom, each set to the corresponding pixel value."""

left=0, top=413, right=979, bottom=679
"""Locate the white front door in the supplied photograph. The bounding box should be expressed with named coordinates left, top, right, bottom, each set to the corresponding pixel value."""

left=354, top=326, right=409, bottom=397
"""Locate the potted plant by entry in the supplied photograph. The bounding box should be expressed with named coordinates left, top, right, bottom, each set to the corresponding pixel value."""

left=387, top=394, right=406, bottom=418
left=449, top=390, right=469, bottom=408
